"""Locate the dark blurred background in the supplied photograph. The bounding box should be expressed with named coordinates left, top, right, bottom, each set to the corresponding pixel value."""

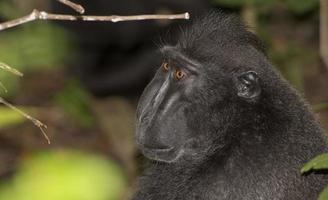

left=0, top=0, right=327, bottom=199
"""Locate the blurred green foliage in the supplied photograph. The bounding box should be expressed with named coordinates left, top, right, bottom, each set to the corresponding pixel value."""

left=0, top=106, right=32, bottom=128
left=211, top=0, right=318, bottom=14
left=257, top=16, right=317, bottom=92
left=55, top=80, right=95, bottom=128
left=0, top=150, right=127, bottom=200
left=211, top=0, right=319, bottom=92
left=285, top=0, right=318, bottom=14
left=0, top=1, right=25, bottom=19
left=211, top=0, right=274, bottom=7
left=0, top=1, right=73, bottom=97
left=0, top=24, right=72, bottom=71
left=268, top=43, right=316, bottom=92
left=313, top=103, right=328, bottom=112
left=0, top=23, right=73, bottom=96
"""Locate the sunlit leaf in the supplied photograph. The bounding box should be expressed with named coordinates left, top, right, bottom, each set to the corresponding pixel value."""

left=301, top=153, right=328, bottom=174
left=319, top=186, right=328, bottom=200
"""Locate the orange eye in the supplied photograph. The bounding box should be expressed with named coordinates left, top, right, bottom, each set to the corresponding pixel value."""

left=175, top=69, right=185, bottom=80
left=162, top=62, right=169, bottom=71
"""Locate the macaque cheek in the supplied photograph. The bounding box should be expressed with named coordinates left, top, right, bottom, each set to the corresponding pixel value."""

left=155, top=105, right=189, bottom=144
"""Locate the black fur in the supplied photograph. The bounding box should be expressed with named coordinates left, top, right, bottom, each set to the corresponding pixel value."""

left=133, top=11, right=328, bottom=200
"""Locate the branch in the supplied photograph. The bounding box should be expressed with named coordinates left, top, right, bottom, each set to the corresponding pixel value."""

left=0, top=62, right=23, bottom=77
left=0, top=97, right=50, bottom=144
left=0, top=62, right=49, bottom=144
left=0, top=62, right=23, bottom=92
left=57, top=0, right=85, bottom=14
left=0, top=9, right=189, bottom=31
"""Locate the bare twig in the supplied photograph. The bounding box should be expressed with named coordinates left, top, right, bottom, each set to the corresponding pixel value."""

left=0, top=9, right=189, bottom=31
left=0, top=63, right=49, bottom=143
left=0, top=62, right=23, bottom=77
left=0, top=62, right=22, bottom=92
left=0, top=97, right=50, bottom=144
left=0, top=82, right=8, bottom=93
left=57, top=0, right=85, bottom=14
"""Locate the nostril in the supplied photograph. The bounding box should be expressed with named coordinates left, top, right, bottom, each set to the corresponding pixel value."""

left=139, top=112, right=152, bottom=124
left=142, top=114, right=150, bottom=122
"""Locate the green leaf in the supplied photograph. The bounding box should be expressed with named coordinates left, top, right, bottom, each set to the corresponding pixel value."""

left=318, top=186, right=328, bottom=200
left=301, top=153, right=328, bottom=174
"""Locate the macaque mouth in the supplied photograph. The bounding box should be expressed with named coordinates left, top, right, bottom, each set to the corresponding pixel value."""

left=143, top=146, right=174, bottom=153
left=141, top=146, right=179, bottom=162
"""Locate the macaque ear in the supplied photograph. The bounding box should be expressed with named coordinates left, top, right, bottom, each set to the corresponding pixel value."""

left=235, top=71, right=261, bottom=101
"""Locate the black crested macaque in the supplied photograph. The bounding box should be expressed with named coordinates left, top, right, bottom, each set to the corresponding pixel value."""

left=133, top=11, right=328, bottom=200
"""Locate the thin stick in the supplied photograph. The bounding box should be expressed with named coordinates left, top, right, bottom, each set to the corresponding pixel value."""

left=0, top=97, right=50, bottom=144
left=0, top=62, right=23, bottom=77
left=0, top=9, right=190, bottom=31
left=57, top=0, right=85, bottom=14
left=0, top=82, right=8, bottom=93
